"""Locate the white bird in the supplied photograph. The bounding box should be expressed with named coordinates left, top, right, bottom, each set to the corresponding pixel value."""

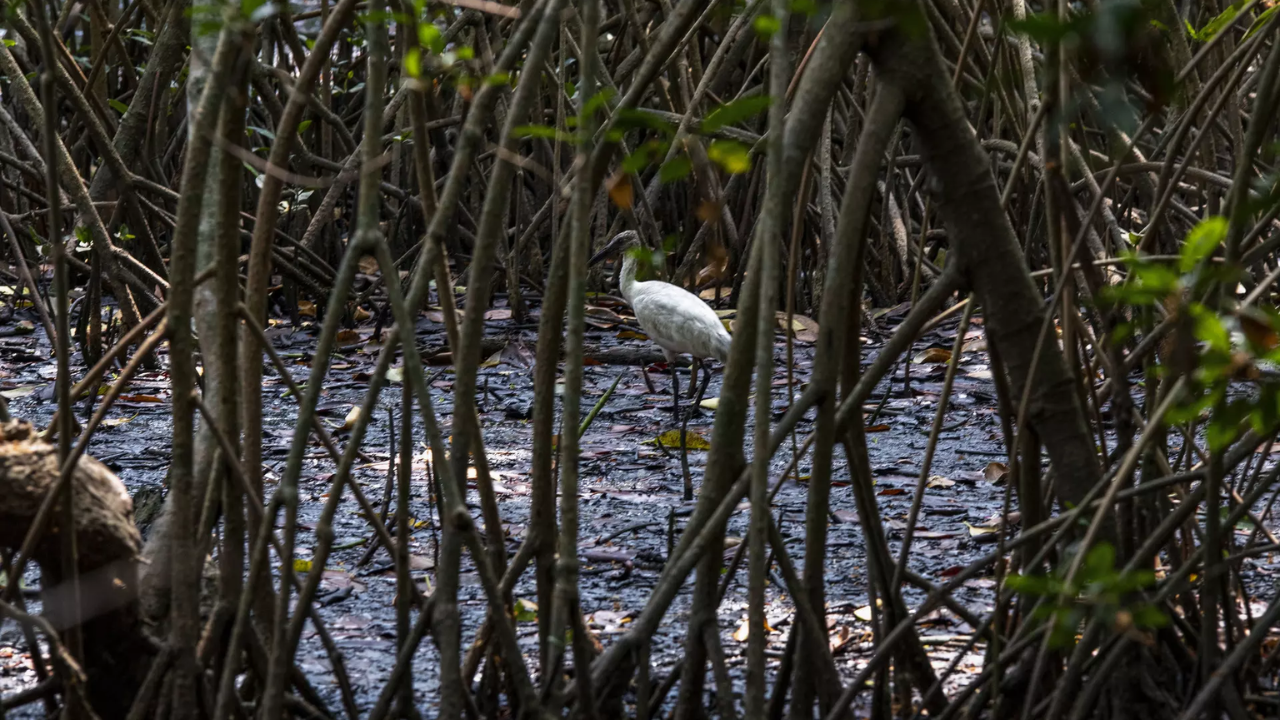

left=589, top=230, right=731, bottom=420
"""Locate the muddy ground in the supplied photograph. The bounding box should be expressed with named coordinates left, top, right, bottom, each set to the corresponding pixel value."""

left=1, top=292, right=1273, bottom=717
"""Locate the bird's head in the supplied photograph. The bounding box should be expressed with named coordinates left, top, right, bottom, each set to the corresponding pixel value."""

left=588, top=230, right=643, bottom=267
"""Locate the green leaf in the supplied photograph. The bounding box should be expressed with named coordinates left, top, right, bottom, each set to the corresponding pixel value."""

left=1189, top=1, right=1244, bottom=42
left=621, top=139, right=669, bottom=173
left=1246, top=5, right=1280, bottom=39
left=707, top=139, right=753, bottom=174
left=582, top=87, right=616, bottom=117
left=613, top=108, right=676, bottom=135
left=297, top=119, right=312, bottom=135
left=455, top=45, right=475, bottom=61
left=248, top=125, right=277, bottom=140
left=483, top=71, right=511, bottom=86
left=1082, top=543, right=1116, bottom=583
left=1208, top=399, right=1250, bottom=451
left=753, top=14, right=781, bottom=38
left=1166, top=390, right=1215, bottom=426
left=1007, top=12, right=1082, bottom=44
left=512, top=124, right=574, bottom=142
left=658, top=156, right=692, bottom=183
left=108, top=98, right=129, bottom=114
left=788, top=0, right=817, bottom=15
left=1181, top=215, right=1227, bottom=271
left=1190, top=302, right=1231, bottom=352
left=514, top=598, right=538, bottom=622
left=1005, top=573, right=1057, bottom=596
left=418, top=23, right=445, bottom=54
left=1132, top=604, right=1169, bottom=629
left=701, top=95, right=771, bottom=134
left=404, top=47, right=422, bottom=78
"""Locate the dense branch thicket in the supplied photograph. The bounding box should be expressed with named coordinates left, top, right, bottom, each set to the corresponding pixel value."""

left=2, top=0, right=1280, bottom=718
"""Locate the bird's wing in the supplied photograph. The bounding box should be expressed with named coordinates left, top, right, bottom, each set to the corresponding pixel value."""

left=630, top=282, right=732, bottom=361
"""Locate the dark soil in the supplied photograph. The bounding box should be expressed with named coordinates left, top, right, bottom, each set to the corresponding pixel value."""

left=4, top=294, right=1264, bottom=716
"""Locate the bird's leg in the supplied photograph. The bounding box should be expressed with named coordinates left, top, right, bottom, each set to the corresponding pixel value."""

left=669, top=358, right=681, bottom=422
left=639, top=364, right=657, bottom=394
left=688, top=357, right=700, bottom=399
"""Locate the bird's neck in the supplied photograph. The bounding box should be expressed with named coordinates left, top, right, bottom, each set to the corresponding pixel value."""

left=619, top=252, right=639, bottom=303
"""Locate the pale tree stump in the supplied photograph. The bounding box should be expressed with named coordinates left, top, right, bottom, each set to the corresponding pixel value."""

left=0, top=420, right=157, bottom=716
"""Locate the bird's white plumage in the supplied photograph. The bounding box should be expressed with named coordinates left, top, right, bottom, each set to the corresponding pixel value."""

left=618, top=253, right=731, bottom=363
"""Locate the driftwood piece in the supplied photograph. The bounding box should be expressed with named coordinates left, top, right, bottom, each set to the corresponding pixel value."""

left=0, top=420, right=156, bottom=716
left=422, top=336, right=675, bottom=367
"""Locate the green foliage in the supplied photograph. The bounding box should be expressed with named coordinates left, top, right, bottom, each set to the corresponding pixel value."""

left=483, top=72, right=511, bottom=87
left=613, top=108, right=677, bottom=136
left=1181, top=216, right=1227, bottom=272
left=752, top=14, right=781, bottom=38
left=404, top=48, right=422, bottom=78
left=418, top=24, right=445, bottom=54
left=788, top=0, right=817, bottom=15
left=581, top=87, right=616, bottom=117
left=1006, top=543, right=1164, bottom=649
left=701, top=96, right=770, bottom=134
left=621, top=139, right=671, bottom=173
left=707, top=139, right=753, bottom=174
left=238, top=0, right=279, bottom=23
left=1245, top=5, right=1280, bottom=39
left=658, top=156, right=692, bottom=184
left=511, top=124, right=575, bottom=142
left=1187, top=1, right=1245, bottom=42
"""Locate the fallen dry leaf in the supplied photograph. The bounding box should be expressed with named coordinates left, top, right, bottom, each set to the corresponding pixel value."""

left=913, top=347, right=952, bottom=364
left=983, top=462, right=1009, bottom=484
left=646, top=430, right=712, bottom=450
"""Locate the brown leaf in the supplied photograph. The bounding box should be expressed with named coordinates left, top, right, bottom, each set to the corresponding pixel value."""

left=298, top=300, right=317, bottom=317
left=695, top=200, right=721, bottom=223
left=336, top=329, right=361, bottom=345
left=983, top=462, right=1009, bottom=484
left=358, top=255, right=380, bottom=274
left=912, top=347, right=952, bottom=364
left=1238, top=308, right=1278, bottom=351
left=484, top=308, right=512, bottom=321
left=607, top=171, right=634, bottom=209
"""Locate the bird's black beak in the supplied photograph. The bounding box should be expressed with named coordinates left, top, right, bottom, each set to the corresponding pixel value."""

left=588, top=244, right=616, bottom=267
